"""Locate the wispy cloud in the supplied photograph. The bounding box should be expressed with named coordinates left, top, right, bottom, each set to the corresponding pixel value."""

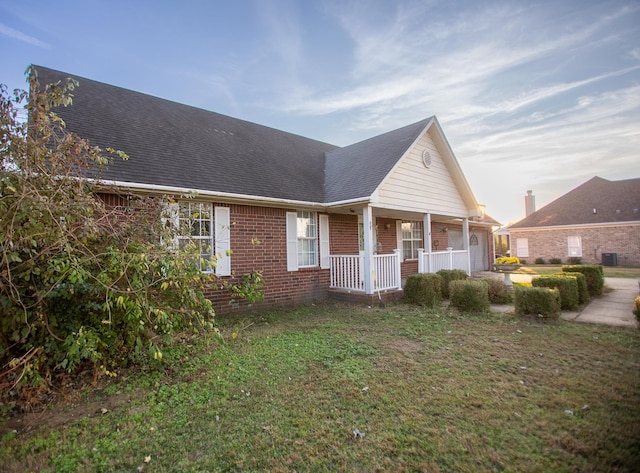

left=0, top=23, right=49, bottom=49
left=254, top=0, right=304, bottom=82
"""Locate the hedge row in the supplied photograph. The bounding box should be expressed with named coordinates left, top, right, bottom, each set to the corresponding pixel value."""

left=562, top=264, right=604, bottom=296
left=404, top=273, right=510, bottom=312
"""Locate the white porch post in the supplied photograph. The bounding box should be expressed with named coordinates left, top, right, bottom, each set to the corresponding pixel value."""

left=463, top=217, right=471, bottom=275
left=362, top=206, right=374, bottom=294
left=393, top=248, right=402, bottom=289
left=423, top=213, right=431, bottom=273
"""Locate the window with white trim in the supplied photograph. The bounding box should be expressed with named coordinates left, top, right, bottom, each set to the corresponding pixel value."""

left=296, top=211, right=318, bottom=267
left=567, top=236, right=582, bottom=257
left=166, top=202, right=231, bottom=275
left=516, top=238, right=529, bottom=258
left=401, top=220, right=423, bottom=260
left=286, top=211, right=329, bottom=271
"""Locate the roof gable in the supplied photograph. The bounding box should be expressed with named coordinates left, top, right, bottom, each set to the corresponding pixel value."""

left=323, top=118, right=432, bottom=203
left=32, top=66, right=480, bottom=213
left=509, top=176, right=640, bottom=228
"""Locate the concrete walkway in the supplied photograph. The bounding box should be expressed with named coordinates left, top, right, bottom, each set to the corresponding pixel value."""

left=562, top=277, right=638, bottom=328
left=476, top=272, right=639, bottom=328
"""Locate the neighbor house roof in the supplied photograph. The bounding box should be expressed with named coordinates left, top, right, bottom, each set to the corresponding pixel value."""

left=32, top=66, right=477, bottom=211
left=509, top=176, right=640, bottom=229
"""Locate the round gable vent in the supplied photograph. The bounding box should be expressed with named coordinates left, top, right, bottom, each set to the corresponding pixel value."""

left=421, top=149, right=432, bottom=168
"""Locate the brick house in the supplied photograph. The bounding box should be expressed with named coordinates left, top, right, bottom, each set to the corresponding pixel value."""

left=507, top=177, right=640, bottom=266
left=35, top=66, right=497, bottom=312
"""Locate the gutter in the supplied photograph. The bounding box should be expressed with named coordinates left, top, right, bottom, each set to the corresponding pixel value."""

left=93, top=179, right=371, bottom=210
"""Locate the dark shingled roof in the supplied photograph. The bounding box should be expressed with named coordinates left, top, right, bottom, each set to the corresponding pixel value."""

left=33, top=66, right=433, bottom=205
left=509, top=176, right=640, bottom=228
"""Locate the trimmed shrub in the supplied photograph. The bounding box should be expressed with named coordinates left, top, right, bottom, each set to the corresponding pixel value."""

left=436, top=269, right=468, bottom=299
left=449, top=280, right=490, bottom=313
left=514, top=287, right=561, bottom=319
left=561, top=272, right=589, bottom=305
left=404, top=273, right=442, bottom=307
left=550, top=258, right=562, bottom=264
left=633, top=296, right=640, bottom=320
left=567, top=257, right=582, bottom=265
left=482, top=278, right=512, bottom=304
left=562, top=264, right=604, bottom=296
left=532, top=274, right=580, bottom=310
left=535, top=257, right=546, bottom=265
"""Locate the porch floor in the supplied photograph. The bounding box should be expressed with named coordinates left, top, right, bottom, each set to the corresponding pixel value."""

left=328, top=288, right=404, bottom=306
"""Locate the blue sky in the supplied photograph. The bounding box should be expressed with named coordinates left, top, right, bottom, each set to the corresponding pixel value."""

left=1, top=0, right=639, bottom=226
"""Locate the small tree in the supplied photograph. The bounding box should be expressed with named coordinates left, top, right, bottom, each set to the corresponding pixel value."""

left=1, top=69, right=227, bottom=399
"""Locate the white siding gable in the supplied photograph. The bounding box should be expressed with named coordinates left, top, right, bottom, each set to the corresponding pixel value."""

left=376, top=129, right=469, bottom=216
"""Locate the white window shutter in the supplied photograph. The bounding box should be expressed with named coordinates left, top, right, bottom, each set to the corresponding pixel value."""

left=214, top=206, right=231, bottom=276
left=286, top=211, right=298, bottom=271
left=319, top=214, right=330, bottom=269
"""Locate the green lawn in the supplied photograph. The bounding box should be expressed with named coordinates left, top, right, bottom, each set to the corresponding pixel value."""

left=2, top=303, right=639, bottom=472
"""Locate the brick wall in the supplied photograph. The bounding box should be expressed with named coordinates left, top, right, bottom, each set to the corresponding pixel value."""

left=329, top=214, right=359, bottom=254
left=509, top=224, right=640, bottom=266
left=205, top=204, right=331, bottom=314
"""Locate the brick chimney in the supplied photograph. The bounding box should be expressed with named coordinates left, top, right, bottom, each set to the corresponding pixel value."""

left=525, top=190, right=536, bottom=216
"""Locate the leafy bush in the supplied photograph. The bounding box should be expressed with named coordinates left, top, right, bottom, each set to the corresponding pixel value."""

left=436, top=269, right=468, bottom=299
left=449, top=280, right=490, bottom=313
left=482, top=278, right=512, bottom=304
left=532, top=274, right=580, bottom=310
left=633, top=296, right=640, bottom=319
left=550, top=258, right=562, bottom=264
left=0, top=70, right=263, bottom=400
left=495, top=256, right=520, bottom=265
left=567, top=257, right=582, bottom=265
left=514, top=287, right=561, bottom=319
left=404, top=273, right=442, bottom=307
left=562, top=265, right=604, bottom=296
left=535, top=257, right=546, bottom=265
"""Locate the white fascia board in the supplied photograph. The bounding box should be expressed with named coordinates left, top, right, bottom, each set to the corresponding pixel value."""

left=94, top=179, right=370, bottom=210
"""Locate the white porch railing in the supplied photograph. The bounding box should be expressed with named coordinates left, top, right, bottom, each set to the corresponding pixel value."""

left=330, top=249, right=401, bottom=293
left=330, top=254, right=363, bottom=291
left=418, top=248, right=470, bottom=274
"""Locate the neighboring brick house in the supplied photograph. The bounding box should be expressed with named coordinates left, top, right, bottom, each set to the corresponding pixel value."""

left=507, top=177, right=640, bottom=266
left=35, top=66, right=497, bottom=312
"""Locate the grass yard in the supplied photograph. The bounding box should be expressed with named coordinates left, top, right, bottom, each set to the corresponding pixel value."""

left=1, top=303, right=639, bottom=472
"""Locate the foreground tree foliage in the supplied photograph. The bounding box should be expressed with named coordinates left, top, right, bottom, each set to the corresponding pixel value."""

left=0, top=70, right=219, bottom=404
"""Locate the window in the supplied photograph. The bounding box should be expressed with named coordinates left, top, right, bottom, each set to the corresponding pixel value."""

left=516, top=238, right=529, bottom=258
left=567, top=236, right=582, bottom=257
left=177, top=202, right=214, bottom=272
left=167, top=202, right=231, bottom=275
left=286, top=211, right=329, bottom=271
left=401, top=220, right=423, bottom=259
left=296, top=211, right=318, bottom=267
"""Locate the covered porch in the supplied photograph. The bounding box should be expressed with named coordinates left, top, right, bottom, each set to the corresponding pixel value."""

left=328, top=205, right=475, bottom=297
